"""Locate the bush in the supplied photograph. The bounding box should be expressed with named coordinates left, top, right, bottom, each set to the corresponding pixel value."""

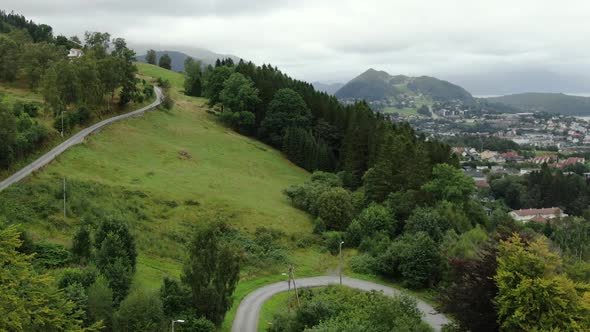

left=317, top=188, right=354, bottom=231
left=33, top=242, right=71, bottom=268
left=175, top=317, right=215, bottom=332
left=350, top=254, right=378, bottom=275
left=323, top=231, right=344, bottom=255
left=377, top=232, right=441, bottom=288
left=58, top=267, right=98, bottom=289
left=113, top=289, right=164, bottom=332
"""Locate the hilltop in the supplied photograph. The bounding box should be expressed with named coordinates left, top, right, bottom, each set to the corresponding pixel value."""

left=487, top=92, right=590, bottom=116
left=136, top=49, right=241, bottom=72
left=335, top=68, right=474, bottom=103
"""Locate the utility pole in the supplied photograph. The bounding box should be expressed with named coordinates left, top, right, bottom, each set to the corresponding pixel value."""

left=290, top=265, right=301, bottom=307
left=63, top=177, right=66, bottom=219
left=339, top=241, right=344, bottom=286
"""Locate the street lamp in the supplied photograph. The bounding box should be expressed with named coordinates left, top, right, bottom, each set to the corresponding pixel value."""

left=171, top=319, right=185, bottom=332
left=339, top=241, right=344, bottom=286
left=282, top=272, right=291, bottom=312
left=61, top=111, right=66, bottom=137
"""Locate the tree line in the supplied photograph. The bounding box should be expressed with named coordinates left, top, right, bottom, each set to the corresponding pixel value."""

left=0, top=13, right=154, bottom=170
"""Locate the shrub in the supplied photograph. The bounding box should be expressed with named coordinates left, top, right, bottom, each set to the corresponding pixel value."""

left=317, top=188, right=354, bottom=231
left=113, top=289, right=164, bottom=332
left=350, top=254, right=378, bottom=275
left=323, top=231, right=344, bottom=255
left=33, top=242, right=71, bottom=268
left=58, top=267, right=98, bottom=289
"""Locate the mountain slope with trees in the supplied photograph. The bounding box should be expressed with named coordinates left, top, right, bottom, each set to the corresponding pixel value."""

left=335, top=68, right=474, bottom=102
left=488, top=92, right=590, bottom=115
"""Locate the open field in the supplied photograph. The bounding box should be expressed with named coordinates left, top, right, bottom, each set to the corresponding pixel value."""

left=0, top=63, right=350, bottom=329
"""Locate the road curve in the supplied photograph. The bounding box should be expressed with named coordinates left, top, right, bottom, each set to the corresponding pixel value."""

left=232, top=276, right=450, bottom=332
left=0, top=87, right=162, bottom=192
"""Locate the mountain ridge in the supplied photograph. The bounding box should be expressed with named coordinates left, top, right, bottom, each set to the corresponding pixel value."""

left=487, top=92, right=590, bottom=116
left=335, top=68, right=473, bottom=103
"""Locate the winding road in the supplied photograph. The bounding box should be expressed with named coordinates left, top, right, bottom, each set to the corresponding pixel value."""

left=0, top=87, right=162, bottom=192
left=232, top=276, right=451, bottom=332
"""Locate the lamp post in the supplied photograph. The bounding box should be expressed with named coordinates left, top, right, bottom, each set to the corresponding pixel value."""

left=339, top=241, right=344, bottom=286
left=61, top=111, right=66, bottom=137
left=171, top=319, right=185, bottom=332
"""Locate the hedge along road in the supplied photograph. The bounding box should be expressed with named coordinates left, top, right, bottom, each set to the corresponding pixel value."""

left=0, top=87, right=162, bottom=192
left=232, top=275, right=451, bottom=332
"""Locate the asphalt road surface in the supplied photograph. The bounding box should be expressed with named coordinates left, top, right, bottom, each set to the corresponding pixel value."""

left=0, top=87, right=162, bottom=192
left=232, top=275, right=451, bottom=332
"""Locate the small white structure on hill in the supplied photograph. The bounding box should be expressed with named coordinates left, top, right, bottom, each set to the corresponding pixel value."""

left=68, top=48, right=84, bottom=58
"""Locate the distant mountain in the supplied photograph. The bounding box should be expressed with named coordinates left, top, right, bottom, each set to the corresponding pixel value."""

left=335, top=68, right=473, bottom=102
left=312, top=82, right=344, bottom=95
left=136, top=49, right=240, bottom=72
left=444, top=69, right=590, bottom=96
left=487, top=93, right=590, bottom=116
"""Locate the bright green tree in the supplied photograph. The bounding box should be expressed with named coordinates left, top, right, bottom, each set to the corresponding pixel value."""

left=495, top=235, right=590, bottom=331
left=422, top=163, right=474, bottom=203
left=0, top=225, right=97, bottom=331
left=181, top=222, right=241, bottom=325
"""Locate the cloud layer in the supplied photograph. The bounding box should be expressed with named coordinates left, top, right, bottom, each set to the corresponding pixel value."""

left=5, top=0, right=590, bottom=91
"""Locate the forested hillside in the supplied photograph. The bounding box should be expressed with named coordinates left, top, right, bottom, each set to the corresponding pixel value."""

left=335, top=68, right=474, bottom=102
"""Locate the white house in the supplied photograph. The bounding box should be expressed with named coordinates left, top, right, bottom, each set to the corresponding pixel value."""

left=68, top=48, right=84, bottom=58
left=509, top=207, right=566, bottom=223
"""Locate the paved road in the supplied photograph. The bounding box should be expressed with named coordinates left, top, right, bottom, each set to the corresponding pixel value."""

left=232, top=276, right=450, bottom=332
left=0, top=87, right=162, bottom=192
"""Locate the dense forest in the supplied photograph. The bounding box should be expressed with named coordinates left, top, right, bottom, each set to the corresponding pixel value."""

left=187, top=56, right=590, bottom=330
left=0, top=10, right=154, bottom=170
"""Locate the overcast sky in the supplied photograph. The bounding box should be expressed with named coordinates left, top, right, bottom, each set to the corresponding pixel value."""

left=5, top=0, right=590, bottom=91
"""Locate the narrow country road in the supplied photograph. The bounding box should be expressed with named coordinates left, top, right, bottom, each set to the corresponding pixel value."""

left=0, top=87, right=162, bottom=192
left=232, top=276, right=451, bottom=332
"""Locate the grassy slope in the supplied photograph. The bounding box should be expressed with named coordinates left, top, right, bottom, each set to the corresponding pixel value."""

left=0, top=80, right=154, bottom=180
left=1, top=63, right=348, bottom=329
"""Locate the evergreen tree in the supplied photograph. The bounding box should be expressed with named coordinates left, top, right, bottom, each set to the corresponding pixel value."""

left=158, top=53, right=172, bottom=70
left=71, top=225, right=91, bottom=263
left=145, top=49, right=157, bottom=65
left=184, top=57, right=203, bottom=97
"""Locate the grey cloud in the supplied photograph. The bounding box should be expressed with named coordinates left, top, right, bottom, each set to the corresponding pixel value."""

left=4, top=0, right=590, bottom=94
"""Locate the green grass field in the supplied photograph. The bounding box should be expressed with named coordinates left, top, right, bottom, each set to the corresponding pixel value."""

left=0, top=63, right=352, bottom=330
left=383, top=107, right=418, bottom=116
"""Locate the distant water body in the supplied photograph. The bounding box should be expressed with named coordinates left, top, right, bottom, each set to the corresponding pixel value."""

left=474, top=92, right=590, bottom=98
